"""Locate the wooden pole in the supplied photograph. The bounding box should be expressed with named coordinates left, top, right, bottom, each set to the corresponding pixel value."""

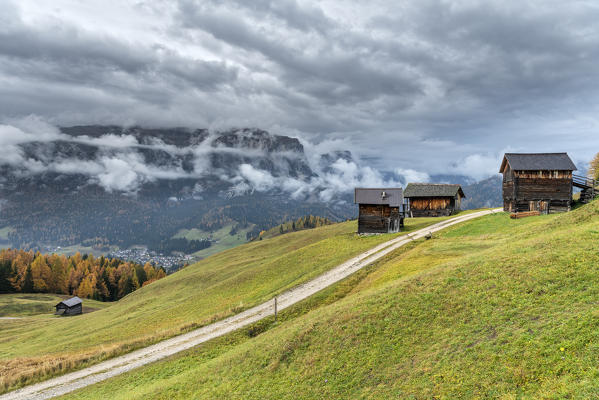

left=274, top=297, right=277, bottom=322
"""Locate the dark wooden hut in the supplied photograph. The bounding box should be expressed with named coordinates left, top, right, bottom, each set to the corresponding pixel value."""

left=404, top=183, right=465, bottom=217
left=354, top=188, right=404, bottom=233
left=55, top=296, right=82, bottom=316
left=499, top=153, right=579, bottom=213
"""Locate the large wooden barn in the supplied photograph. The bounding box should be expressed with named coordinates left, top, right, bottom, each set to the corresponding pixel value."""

left=354, top=188, right=404, bottom=233
left=499, top=153, right=578, bottom=213
left=404, top=183, right=465, bottom=217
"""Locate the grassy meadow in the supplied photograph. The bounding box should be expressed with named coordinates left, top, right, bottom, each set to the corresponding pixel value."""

left=0, top=216, right=452, bottom=393
left=173, top=223, right=256, bottom=259
left=59, top=201, right=599, bottom=399
left=0, top=294, right=110, bottom=318
left=0, top=227, right=13, bottom=241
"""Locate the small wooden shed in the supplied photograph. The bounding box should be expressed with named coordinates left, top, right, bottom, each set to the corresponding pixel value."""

left=404, top=183, right=465, bottom=217
left=500, top=153, right=577, bottom=213
left=55, top=296, right=82, bottom=316
left=354, top=188, right=404, bottom=234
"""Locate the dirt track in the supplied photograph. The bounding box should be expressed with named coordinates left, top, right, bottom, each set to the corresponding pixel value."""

left=1, top=209, right=501, bottom=400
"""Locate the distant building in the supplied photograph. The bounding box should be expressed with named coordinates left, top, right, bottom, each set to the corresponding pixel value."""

left=55, top=296, right=83, bottom=316
left=499, top=153, right=581, bottom=213
left=354, top=188, right=404, bottom=234
left=404, top=183, right=465, bottom=217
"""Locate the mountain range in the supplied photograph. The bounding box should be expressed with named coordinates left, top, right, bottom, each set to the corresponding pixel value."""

left=0, top=126, right=502, bottom=255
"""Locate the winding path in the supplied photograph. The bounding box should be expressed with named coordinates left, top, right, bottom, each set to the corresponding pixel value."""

left=2, top=208, right=502, bottom=400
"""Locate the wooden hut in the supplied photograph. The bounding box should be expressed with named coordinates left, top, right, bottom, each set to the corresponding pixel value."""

left=354, top=188, right=404, bottom=233
left=404, top=183, right=465, bottom=217
left=55, top=296, right=82, bottom=316
left=499, top=153, right=578, bottom=213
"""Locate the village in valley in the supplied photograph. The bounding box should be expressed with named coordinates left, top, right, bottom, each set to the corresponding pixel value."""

left=106, top=248, right=193, bottom=272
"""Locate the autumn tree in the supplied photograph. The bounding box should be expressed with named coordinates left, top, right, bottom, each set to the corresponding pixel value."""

left=30, top=254, right=52, bottom=292
left=589, top=152, right=599, bottom=181
left=0, top=248, right=166, bottom=300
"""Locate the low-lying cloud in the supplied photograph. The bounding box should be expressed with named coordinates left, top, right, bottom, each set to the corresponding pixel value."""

left=0, top=118, right=408, bottom=198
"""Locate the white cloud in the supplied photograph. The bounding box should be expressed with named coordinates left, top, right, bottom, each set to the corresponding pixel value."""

left=449, top=153, right=503, bottom=181
left=238, top=164, right=276, bottom=192
left=96, top=157, right=141, bottom=192
left=395, top=168, right=431, bottom=186
left=0, top=116, right=62, bottom=169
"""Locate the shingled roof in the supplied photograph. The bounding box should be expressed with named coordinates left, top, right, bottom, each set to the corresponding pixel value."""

left=500, top=153, right=577, bottom=172
left=404, top=183, right=465, bottom=198
left=354, top=188, right=403, bottom=207
left=56, top=296, right=82, bottom=308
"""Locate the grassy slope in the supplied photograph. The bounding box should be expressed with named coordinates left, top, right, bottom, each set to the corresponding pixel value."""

left=0, top=226, right=13, bottom=249
left=0, top=216, right=452, bottom=393
left=0, top=226, right=13, bottom=240
left=62, top=202, right=599, bottom=400
left=0, top=294, right=111, bottom=318
left=173, top=223, right=256, bottom=259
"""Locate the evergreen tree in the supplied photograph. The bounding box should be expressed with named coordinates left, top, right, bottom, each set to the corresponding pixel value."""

left=23, top=266, right=34, bottom=293
left=0, top=260, right=15, bottom=293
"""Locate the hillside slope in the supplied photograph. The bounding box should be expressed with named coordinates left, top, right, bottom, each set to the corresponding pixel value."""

left=0, top=216, right=452, bottom=393
left=62, top=201, right=599, bottom=399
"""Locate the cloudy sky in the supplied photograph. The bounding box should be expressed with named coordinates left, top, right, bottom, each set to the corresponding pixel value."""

left=1, top=0, right=599, bottom=180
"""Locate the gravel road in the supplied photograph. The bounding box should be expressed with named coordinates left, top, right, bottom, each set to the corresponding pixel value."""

left=1, top=209, right=501, bottom=400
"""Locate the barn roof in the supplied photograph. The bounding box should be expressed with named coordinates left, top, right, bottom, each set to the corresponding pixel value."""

left=404, top=183, right=465, bottom=198
left=56, top=296, right=82, bottom=308
left=500, top=153, right=577, bottom=172
left=354, top=188, right=403, bottom=207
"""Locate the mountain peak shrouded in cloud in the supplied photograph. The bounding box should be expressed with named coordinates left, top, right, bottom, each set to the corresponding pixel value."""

left=0, top=120, right=406, bottom=199
left=0, top=0, right=597, bottom=175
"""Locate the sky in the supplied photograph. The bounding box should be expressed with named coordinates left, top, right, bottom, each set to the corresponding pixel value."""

left=1, top=0, right=599, bottom=181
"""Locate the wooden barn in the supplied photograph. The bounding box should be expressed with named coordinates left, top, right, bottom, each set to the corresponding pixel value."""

left=55, top=296, right=82, bottom=316
left=404, top=183, right=465, bottom=217
left=354, top=188, right=404, bottom=234
left=499, top=153, right=581, bottom=213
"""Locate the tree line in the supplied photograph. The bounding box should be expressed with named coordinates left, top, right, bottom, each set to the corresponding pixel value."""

left=259, top=215, right=333, bottom=240
left=0, top=249, right=166, bottom=301
left=150, top=238, right=211, bottom=255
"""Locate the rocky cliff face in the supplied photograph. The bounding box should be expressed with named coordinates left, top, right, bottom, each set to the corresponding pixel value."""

left=0, top=126, right=358, bottom=251
left=2, top=126, right=324, bottom=195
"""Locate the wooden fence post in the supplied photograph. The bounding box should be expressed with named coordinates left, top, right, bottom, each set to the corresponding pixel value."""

left=274, top=297, right=278, bottom=322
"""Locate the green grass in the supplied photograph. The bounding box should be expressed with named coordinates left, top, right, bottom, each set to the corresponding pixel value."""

left=59, top=202, right=599, bottom=399
left=49, top=244, right=113, bottom=257
left=0, top=294, right=111, bottom=318
left=0, top=226, right=14, bottom=249
left=173, top=223, right=256, bottom=259
left=0, top=227, right=13, bottom=241
left=0, top=215, right=452, bottom=393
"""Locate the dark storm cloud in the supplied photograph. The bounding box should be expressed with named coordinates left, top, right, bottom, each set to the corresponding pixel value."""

left=1, top=0, right=599, bottom=180
left=178, top=1, right=423, bottom=105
